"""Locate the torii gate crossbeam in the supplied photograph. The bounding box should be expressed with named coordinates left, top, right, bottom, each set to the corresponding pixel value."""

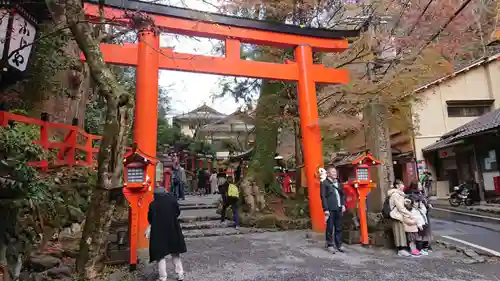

left=83, top=0, right=357, bottom=269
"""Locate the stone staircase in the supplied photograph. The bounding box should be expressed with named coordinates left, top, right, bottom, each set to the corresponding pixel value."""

left=105, top=195, right=265, bottom=264
left=179, top=195, right=266, bottom=238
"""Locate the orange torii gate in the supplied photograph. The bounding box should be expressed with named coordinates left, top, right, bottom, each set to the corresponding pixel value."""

left=82, top=0, right=357, bottom=268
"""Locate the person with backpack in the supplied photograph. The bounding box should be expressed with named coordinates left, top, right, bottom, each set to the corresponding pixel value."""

left=220, top=177, right=240, bottom=229
left=386, top=180, right=416, bottom=257
left=320, top=166, right=346, bottom=254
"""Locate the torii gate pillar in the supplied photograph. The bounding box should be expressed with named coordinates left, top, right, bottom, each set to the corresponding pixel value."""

left=295, top=44, right=324, bottom=232
left=134, top=28, right=159, bottom=253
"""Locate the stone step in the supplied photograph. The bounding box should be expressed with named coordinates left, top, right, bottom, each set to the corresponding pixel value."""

left=104, top=249, right=129, bottom=265
left=179, top=208, right=219, bottom=222
left=179, top=201, right=218, bottom=207
left=181, top=220, right=230, bottom=230
left=178, top=214, right=220, bottom=223
left=183, top=227, right=267, bottom=239
left=179, top=204, right=218, bottom=211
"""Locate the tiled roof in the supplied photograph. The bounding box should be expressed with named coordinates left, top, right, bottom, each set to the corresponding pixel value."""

left=414, top=52, right=500, bottom=93
left=422, top=108, right=500, bottom=152
left=198, top=110, right=254, bottom=132
left=329, top=151, right=366, bottom=166
left=444, top=109, right=500, bottom=139
left=173, top=104, right=226, bottom=120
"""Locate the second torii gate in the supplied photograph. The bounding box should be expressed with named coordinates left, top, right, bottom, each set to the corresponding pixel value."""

left=83, top=0, right=357, bottom=268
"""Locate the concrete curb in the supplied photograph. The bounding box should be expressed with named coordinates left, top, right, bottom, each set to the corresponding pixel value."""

left=435, top=237, right=491, bottom=263
left=468, top=206, right=500, bottom=215
left=431, top=203, right=500, bottom=220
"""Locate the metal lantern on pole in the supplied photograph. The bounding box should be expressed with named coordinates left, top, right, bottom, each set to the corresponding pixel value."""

left=0, top=1, right=39, bottom=87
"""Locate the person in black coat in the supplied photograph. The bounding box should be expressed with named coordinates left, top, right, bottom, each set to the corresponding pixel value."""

left=320, top=166, right=346, bottom=254
left=148, top=188, right=187, bottom=281
left=197, top=169, right=210, bottom=195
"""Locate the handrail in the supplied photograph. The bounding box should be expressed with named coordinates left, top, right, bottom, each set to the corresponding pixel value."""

left=0, top=112, right=211, bottom=172
left=0, top=111, right=101, bottom=170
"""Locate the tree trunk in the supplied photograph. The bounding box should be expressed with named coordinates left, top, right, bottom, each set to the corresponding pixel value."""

left=27, top=0, right=89, bottom=125
left=364, top=102, right=394, bottom=212
left=241, top=80, right=283, bottom=212
left=293, top=120, right=305, bottom=196
left=63, top=0, right=131, bottom=278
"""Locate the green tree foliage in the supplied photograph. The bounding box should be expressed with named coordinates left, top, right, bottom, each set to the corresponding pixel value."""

left=0, top=110, right=50, bottom=200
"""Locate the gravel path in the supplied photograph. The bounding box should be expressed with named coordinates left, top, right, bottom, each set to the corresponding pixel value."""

left=126, top=230, right=500, bottom=281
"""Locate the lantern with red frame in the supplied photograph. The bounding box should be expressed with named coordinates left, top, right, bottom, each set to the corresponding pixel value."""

left=348, top=152, right=380, bottom=188
left=123, top=152, right=153, bottom=189
left=341, top=151, right=381, bottom=246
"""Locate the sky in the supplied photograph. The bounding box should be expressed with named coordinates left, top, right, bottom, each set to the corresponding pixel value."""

left=157, top=0, right=243, bottom=116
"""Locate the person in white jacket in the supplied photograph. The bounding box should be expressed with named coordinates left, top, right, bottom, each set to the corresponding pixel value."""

left=388, top=181, right=416, bottom=257
left=209, top=169, right=218, bottom=194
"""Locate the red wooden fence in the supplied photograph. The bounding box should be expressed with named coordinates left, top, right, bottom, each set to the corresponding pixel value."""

left=0, top=112, right=101, bottom=171
left=0, top=112, right=214, bottom=173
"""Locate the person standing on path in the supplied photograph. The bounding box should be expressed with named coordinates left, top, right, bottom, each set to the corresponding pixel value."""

left=209, top=169, right=218, bottom=194
left=235, top=160, right=243, bottom=183
left=172, top=161, right=186, bottom=200
left=148, top=188, right=187, bottom=281
left=388, top=180, right=416, bottom=257
left=217, top=168, right=228, bottom=194
left=197, top=169, right=210, bottom=195
left=220, top=177, right=240, bottom=229
left=320, top=166, right=346, bottom=254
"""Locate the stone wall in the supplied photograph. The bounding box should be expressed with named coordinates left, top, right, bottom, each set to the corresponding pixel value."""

left=0, top=169, right=92, bottom=280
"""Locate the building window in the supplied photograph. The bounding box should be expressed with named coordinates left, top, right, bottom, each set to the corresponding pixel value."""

left=446, top=100, right=493, bottom=118
left=447, top=106, right=490, bottom=117
left=188, top=124, right=196, bottom=130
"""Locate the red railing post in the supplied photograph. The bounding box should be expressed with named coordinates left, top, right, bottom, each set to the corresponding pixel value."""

left=198, top=154, right=203, bottom=170
left=0, top=111, right=7, bottom=127
left=191, top=154, right=195, bottom=172
left=39, top=113, right=50, bottom=172
left=66, top=127, right=77, bottom=167
left=85, top=136, right=93, bottom=166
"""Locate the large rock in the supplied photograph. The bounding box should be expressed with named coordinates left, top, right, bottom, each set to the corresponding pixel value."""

left=67, top=205, right=85, bottom=223
left=27, top=255, right=61, bottom=271
left=46, top=266, right=72, bottom=279
left=29, top=273, right=50, bottom=281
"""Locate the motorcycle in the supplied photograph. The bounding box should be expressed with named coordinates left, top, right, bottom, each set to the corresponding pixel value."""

left=448, top=183, right=474, bottom=207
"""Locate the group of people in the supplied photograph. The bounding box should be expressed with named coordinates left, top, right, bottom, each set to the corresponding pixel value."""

left=388, top=180, right=432, bottom=257
left=147, top=161, right=432, bottom=281
left=198, top=161, right=244, bottom=196
left=147, top=162, right=242, bottom=281
left=319, top=166, right=432, bottom=257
